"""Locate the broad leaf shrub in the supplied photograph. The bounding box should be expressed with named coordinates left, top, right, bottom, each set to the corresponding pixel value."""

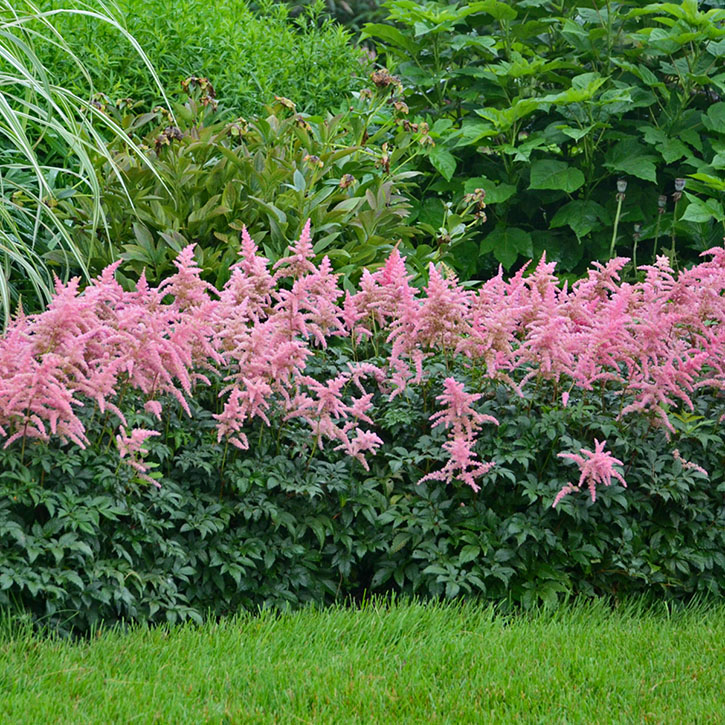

left=63, top=87, right=483, bottom=289
left=1, top=226, right=725, bottom=630
left=35, top=0, right=366, bottom=117
left=362, top=0, right=725, bottom=276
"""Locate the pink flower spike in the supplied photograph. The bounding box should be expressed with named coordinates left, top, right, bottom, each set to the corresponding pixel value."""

left=115, top=427, right=160, bottom=459
left=555, top=439, right=626, bottom=505
left=673, top=449, right=708, bottom=477
left=273, top=219, right=317, bottom=279
left=144, top=400, right=163, bottom=420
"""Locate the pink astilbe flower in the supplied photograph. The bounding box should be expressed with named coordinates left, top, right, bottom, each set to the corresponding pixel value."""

left=672, top=449, right=708, bottom=477
left=274, top=255, right=345, bottom=347
left=554, top=439, right=627, bottom=507
left=158, top=244, right=216, bottom=309
left=340, top=290, right=372, bottom=344
left=335, top=428, right=383, bottom=470
left=273, top=219, right=316, bottom=279
left=428, top=377, right=499, bottom=437
left=115, top=427, right=161, bottom=487
left=419, top=437, right=495, bottom=493
left=352, top=247, right=418, bottom=327
left=2, top=220, right=725, bottom=507
left=420, top=377, right=498, bottom=491
left=456, top=264, right=529, bottom=386
left=386, top=264, right=470, bottom=396
left=412, top=263, right=471, bottom=351
left=220, top=226, right=275, bottom=321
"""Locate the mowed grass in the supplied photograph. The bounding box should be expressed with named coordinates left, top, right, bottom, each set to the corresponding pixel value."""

left=1, top=598, right=724, bottom=724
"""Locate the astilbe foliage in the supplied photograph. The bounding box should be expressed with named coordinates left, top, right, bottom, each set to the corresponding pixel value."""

left=1, top=224, right=725, bottom=504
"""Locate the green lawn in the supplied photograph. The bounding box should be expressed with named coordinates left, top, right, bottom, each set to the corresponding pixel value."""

left=2, top=598, right=724, bottom=723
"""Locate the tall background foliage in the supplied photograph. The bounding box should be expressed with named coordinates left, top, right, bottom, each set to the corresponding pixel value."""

left=363, top=0, right=725, bottom=277
left=0, top=0, right=168, bottom=323
left=36, top=0, right=366, bottom=116
left=0, top=0, right=369, bottom=324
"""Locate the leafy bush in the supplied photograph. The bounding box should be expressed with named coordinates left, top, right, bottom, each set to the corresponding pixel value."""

left=37, top=0, right=367, bottom=116
left=62, top=88, right=487, bottom=289
left=267, top=0, right=387, bottom=33
left=1, top=227, right=724, bottom=630
left=2, top=399, right=723, bottom=632
left=362, top=0, right=725, bottom=276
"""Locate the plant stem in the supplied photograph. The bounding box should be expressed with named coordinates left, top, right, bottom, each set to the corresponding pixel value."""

left=609, top=193, right=624, bottom=259
left=653, top=215, right=662, bottom=260
left=670, top=198, right=680, bottom=267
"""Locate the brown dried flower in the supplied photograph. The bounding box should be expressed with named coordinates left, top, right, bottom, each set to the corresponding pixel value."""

left=274, top=95, right=296, bottom=111
left=371, top=68, right=400, bottom=88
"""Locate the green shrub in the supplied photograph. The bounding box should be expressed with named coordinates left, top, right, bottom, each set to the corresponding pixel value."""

left=1, top=379, right=723, bottom=633
left=37, top=0, right=367, bottom=116
left=62, top=89, right=485, bottom=289
left=363, top=0, right=725, bottom=276
left=266, top=0, right=387, bottom=33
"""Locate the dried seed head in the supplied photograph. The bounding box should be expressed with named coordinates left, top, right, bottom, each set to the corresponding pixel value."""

left=370, top=68, right=400, bottom=88
left=463, top=188, right=487, bottom=207
left=274, top=96, right=296, bottom=111
left=303, top=154, right=324, bottom=169
left=154, top=126, right=184, bottom=152
left=228, top=117, right=249, bottom=137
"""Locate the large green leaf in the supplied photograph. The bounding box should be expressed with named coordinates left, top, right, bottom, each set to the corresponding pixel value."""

left=467, top=0, right=517, bottom=20
left=549, top=200, right=609, bottom=238
left=480, top=224, right=533, bottom=268
left=641, top=127, right=692, bottom=164
left=703, top=103, right=725, bottom=133
left=539, top=72, right=606, bottom=105
left=428, top=147, right=457, bottom=182
left=529, top=161, right=585, bottom=194
left=681, top=194, right=725, bottom=223
left=475, top=98, right=544, bottom=131
left=359, top=23, right=420, bottom=54
left=464, top=176, right=517, bottom=204
left=689, top=173, right=725, bottom=192
left=604, top=140, right=658, bottom=183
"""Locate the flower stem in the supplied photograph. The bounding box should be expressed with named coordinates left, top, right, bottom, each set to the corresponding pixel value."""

left=609, top=193, right=625, bottom=259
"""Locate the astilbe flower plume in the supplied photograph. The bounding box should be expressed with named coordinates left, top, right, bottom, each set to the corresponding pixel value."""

left=419, top=377, right=498, bottom=492
left=553, top=439, right=627, bottom=507
left=116, top=427, right=162, bottom=486
left=0, top=220, right=723, bottom=500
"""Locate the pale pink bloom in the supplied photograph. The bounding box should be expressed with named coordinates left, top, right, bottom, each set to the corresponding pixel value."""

left=672, top=449, right=708, bottom=477
left=429, top=377, right=499, bottom=438
left=144, top=400, right=164, bottom=420
left=554, top=439, right=627, bottom=506
left=419, top=437, right=495, bottom=493
left=115, top=427, right=161, bottom=487
left=420, top=378, right=498, bottom=491
left=159, top=244, right=216, bottom=309
left=335, top=428, right=383, bottom=470
left=273, top=219, right=317, bottom=279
